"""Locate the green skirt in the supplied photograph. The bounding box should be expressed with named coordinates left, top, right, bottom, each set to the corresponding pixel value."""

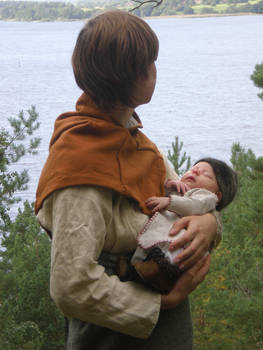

left=66, top=298, right=193, bottom=350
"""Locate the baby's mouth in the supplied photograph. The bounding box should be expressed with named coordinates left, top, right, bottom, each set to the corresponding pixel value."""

left=186, top=176, right=195, bottom=182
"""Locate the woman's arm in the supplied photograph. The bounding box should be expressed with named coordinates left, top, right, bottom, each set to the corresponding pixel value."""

left=39, top=185, right=212, bottom=331
left=39, top=186, right=161, bottom=339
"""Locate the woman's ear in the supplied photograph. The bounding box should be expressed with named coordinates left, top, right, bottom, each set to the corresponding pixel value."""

left=216, top=191, right=222, bottom=203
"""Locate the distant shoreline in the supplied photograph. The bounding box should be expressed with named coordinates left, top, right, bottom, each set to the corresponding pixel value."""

left=0, top=12, right=262, bottom=22
left=145, top=12, right=262, bottom=20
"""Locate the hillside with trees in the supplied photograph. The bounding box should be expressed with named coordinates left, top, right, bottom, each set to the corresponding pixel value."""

left=0, top=0, right=262, bottom=21
left=130, top=0, right=263, bottom=16
left=0, top=1, right=90, bottom=21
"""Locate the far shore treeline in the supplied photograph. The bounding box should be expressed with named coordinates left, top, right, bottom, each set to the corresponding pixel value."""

left=0, top=0, right=263, bottom=21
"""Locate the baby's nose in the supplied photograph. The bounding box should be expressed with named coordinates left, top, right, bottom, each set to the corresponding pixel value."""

left=192, top=168, right=200, bottom=175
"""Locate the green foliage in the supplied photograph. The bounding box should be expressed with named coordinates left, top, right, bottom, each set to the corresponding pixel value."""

left=0, top=107, right=40, bottom=235
left=251, top=62, right=263, bottom=100
left=199, top=5, right=216, bottom=12
left=0, top=0, right=262, bottom=20
left=166, top=137, right=263, bottom=348
left=0, top=109, right=64, bottom=349
left=0, top=319, right=43, bottom=350
left=0, top=202, right=64, bottom=350
left=0, top=1, right=91, bottom=21
left=190, top=144, right=263, bottom=349
left=167, top=136, right=191, bottom=176
left=133, top=0, right=263, bottom=15
left=202, top=0, right=218, bottom=6
left=183, top=5, right=194, bottom=14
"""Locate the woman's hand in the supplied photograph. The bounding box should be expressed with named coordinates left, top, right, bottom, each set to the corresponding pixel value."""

left=168, top=213, right=217, bottom=270
left=161, top=254, right=211, bottom=309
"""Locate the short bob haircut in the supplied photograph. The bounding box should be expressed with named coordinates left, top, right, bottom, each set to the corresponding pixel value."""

left=72, top=10, right=159, bottom=111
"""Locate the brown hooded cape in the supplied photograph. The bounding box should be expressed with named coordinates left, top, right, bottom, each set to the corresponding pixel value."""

left=35, top=93, right=166, bottom=216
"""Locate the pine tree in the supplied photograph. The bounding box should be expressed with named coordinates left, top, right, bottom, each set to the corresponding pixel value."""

left=167, top=136, right=191, bottom=176
left=251, top=61, right=263, bottom=100
left=0, top=202, right=64, bottom=350
left=0, top=106, right=40, bottom=237
left=0, top=108, right=64, bottom=349
left=191, top=143, right=263, bottom=349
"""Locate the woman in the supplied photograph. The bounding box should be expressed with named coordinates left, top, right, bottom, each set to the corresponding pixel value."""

left=35, top=10, right=221, bottom=350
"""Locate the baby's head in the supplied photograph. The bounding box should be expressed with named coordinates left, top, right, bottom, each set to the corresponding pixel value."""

left=181, top=157, right=238, bottom=210
left=72, top=10, right=159, bottom=111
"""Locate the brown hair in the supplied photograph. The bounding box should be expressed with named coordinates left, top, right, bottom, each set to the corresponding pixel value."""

left=72, top=10, right=159, bottom=111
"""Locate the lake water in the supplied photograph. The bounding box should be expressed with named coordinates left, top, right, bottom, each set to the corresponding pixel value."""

left=0, top=15, right=263, bottom=205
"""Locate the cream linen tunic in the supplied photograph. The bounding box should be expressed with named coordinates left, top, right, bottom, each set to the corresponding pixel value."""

left=37, top=157, right=177, bottom=339
left=37, top=156, right=221, bottom=340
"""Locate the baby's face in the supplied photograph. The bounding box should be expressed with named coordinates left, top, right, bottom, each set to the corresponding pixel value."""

left=181, top=162, right=219, bottom=194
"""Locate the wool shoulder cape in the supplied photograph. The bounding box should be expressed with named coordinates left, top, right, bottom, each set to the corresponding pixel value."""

left=35, top=93, right=166, bottom=216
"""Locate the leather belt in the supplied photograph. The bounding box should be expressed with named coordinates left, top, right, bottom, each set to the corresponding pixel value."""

left=98, top=251, right=136, bottom=280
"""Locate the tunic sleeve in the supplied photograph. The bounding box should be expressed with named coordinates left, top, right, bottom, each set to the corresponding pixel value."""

left=167, top=189, right=218, bottom=216
left=38, top=186, right=160, bottom=339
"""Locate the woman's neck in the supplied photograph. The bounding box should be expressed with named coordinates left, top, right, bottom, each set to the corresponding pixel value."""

left=110, top=105, right=135, bottom=127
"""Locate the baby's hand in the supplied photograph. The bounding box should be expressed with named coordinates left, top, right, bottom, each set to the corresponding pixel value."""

left=165, top=179, right=190, bottom=195
left=146, top=197, right=170, bottom=213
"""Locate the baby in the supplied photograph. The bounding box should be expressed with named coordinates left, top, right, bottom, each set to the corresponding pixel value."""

left=130, top=157, right=238, bottom=293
